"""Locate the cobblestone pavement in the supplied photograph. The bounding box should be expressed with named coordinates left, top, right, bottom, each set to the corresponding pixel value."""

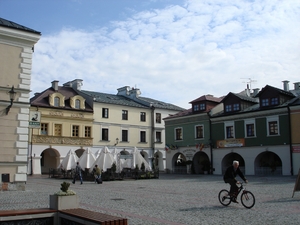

left=0, top=174, right=299, bottom=225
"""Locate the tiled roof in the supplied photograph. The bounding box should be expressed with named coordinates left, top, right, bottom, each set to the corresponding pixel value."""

left=81, top=90, right=148, bottom=108
left=189, top=95, right=222, bottom=104
left=164, top=108, right=193, bottom=119
left=0, top=17, right=41, bottom=34
left=31, top=87, right=93, bottom=111
left=138, top=96, right=185, bottom=111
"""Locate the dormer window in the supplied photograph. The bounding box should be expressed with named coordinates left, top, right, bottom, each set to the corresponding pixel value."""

left=270, top=97, right=279, bottom=106
left=194, top=104, right=199, bottom=111
left=70, top=96, right=85, bottom=109
left=75, top=99, right=80, bottom=109
left=54, top=97, right=60, bottom=107
left=233, top=103, right=240, bottom=111
left=200, top=103, right=205, bottom=110
left=261, top=99, right=269, bottom=106
left=225, top=105, right=232, bottom=112
left=225, top=103, right=240, bottom=112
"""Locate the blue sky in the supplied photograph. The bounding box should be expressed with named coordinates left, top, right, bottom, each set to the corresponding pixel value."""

left=1, top=0, right=299, bottom=109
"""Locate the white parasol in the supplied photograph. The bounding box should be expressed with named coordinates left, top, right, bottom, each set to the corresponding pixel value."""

left=58, top=149, right=79, bottom=171
left=78, top=148, right=96, bottom=170
left=90, top=146, right=115, bottom=172
left=132, top=147, right=151, bottom=171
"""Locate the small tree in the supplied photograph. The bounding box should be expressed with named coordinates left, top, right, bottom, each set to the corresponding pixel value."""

left=141, top=162, right=145, bottom=172
left=111, top=162, right=117, bottom=173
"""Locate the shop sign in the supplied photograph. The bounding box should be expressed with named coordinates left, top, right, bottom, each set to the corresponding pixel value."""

left=217, top=139, right=245, bottom=148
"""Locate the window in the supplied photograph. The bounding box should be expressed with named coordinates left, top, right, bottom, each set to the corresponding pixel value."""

left=271, top=97, right=279, bottom=105
left=225, top=105, right=232, bottom=112
left=54, top=97, right=60, bottom=107
left=196, top=125, right=204, bottom=139
left=175, top=128, right=183, bottom=140
left=261, top=99, right=269, bottom=106
left=72, top=125, right=79, bottom=137
left=156, top=131, right=161, bottom=142
left=200, top=103, right=205, bottom=110
left=140, top=131, right=146, bottom=142
left=102, top=108, right=109, bottom=118
left=233, top=103, right=240, bottom=111
left=267, top=116, right=279, bottom=136
left=54, top=124, right=62, bottom=136
left=246, top=124, right=255, bottom=137
left=122, top=110, right=128, bottom=120
left=156, top=113, right=161, bottom=123
left=194, top=104, right=199, bottom=111
left=140, top=112, right=146, bottom=122
left=102, top=128, right=108, bottom=141
left=41, top=123, right=48, bottom=135
left=225, top=121, right=234, bottom=139
left=268, top=121, right=278, bottom=135
left=75, top=99, right=80, bottom=109
left=122, top=129, right=128, bottom=142
left=85, top=126, right=91, bottom=137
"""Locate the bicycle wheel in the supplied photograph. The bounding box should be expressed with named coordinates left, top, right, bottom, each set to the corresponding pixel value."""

left=240, top=191, right=255, bottom=209
left=218, top=189, right=231, bottom=206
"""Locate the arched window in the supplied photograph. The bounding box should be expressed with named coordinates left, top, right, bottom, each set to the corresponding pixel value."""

left=54, top=97, right=60, bottom=107
left=75, top=99, right=80, bottom=109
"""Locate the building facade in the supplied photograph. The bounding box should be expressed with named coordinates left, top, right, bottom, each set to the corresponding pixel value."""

left=165, top=81, right=300, bottom=176
left=0, top=18, right=40, bottom=190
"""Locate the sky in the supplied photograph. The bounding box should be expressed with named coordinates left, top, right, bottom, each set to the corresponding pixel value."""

left=1, top=0, right=299, bottom=109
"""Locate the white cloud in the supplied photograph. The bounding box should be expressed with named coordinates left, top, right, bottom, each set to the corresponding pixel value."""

left=32, top=0, right=300, bottom=109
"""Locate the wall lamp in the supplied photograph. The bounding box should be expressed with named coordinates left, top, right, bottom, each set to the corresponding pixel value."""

left=6, top=86, right=17, bottom=115
left=114, top=138, right=119, bottom=146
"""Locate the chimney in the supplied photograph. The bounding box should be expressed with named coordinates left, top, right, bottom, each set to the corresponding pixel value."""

left=294, top=82, right=300, bottom=90
left=282, top=80, right=289, bottom=91
left=252, top=88, right=260, bottom=97
left=51, top=80, right=59, bottom=91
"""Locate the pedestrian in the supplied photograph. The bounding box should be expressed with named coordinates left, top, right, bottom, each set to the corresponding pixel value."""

left=223, top=160, right=248, bottom=203
left=72, top=162, right=83, bottom=184
left=93, top=164, right=102, bottom=184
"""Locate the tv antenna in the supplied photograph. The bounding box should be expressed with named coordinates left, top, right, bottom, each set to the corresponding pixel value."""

left=241, top=78, right=257, bottom=90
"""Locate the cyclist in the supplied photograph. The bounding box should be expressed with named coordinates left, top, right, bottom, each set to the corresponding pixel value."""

left=223, top=160, right=248, bottom=203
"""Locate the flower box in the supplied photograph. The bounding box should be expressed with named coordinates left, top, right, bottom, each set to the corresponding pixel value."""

left=49, top=194, right=79, bottom=210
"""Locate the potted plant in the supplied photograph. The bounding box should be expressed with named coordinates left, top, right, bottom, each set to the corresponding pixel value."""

left=49, top=181, right=79, bottom=210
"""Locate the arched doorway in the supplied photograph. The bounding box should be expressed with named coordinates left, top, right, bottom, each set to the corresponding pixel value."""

left=40, top=148, right=60, bottom=174
left=255, top=151, right=282, bottom=175
left=193, top=151, right=210, bottom=174
left=172, top=153, right=187, bottom=174
left=221, top=153, right=245, bottom=175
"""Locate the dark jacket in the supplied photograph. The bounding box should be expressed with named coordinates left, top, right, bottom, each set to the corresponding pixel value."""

left=223, top=165, right=246, bottom=182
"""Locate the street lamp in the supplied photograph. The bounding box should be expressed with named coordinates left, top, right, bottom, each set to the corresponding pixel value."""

left=114, top=138, right=119, bottom=146
left=6, top=86, right=17, bottom=115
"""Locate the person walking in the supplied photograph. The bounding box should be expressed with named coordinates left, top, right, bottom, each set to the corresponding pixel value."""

left=93, top=164, right=102, bottom=184
left=223, top=160, right=248, bottom=203
left=72, top=162, right=83, bottom=184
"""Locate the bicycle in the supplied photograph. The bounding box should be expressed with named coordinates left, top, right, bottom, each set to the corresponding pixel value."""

left=218, top=182, right=255, bottom=209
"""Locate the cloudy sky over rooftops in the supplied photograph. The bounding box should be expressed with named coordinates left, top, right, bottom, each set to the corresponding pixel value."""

left=1, top=0, right=299, bottom=109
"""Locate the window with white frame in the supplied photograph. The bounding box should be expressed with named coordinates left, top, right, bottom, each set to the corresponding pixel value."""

left=224, top=121, right=234, bottom=139
left=101, top=128, right=109, bottom=141
left=122, top=129, right=128, bottom=142
left=175, top=127, right=183, bottom=140
left=244, top=119, right=256, bottom=137
left=140, top=131, right=146, bottom=142
left=195, top=125, right=204, bottom=139
left=267, top=116, right=279, bottom=136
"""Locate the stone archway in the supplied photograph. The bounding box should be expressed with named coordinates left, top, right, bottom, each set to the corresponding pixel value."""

left=40, top=148, right=60, bottom=174
left=193, top=151, right=210, bottom=174
left=172, top=152, right=187, bottom=174
left=255, top=151, right=282, bottom=175
left=221, top=153, right=245, bottom=175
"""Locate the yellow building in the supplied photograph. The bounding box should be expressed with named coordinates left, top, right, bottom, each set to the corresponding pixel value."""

left=0, top=18, right=40, bottom=190
left=29, top=80, right=93, bottom=174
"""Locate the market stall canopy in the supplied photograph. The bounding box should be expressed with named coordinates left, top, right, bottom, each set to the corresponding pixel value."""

left=58, top=149, right=78, bottom=171
left=78, top=148, right=96, bottom=169
left=90, top=146, right=115, bottom=172
left=132, top=147, right=151, bottom=171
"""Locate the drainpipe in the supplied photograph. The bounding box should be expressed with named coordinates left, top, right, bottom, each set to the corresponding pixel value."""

left=151, top=105, right=155, bottom=170
left=288, top=106, right=293, bottom=175
left=208, top=112, right=213, bottom=174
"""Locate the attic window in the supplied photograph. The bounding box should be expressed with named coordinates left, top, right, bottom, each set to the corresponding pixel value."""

left=54, top=97, right=60, bottom=107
